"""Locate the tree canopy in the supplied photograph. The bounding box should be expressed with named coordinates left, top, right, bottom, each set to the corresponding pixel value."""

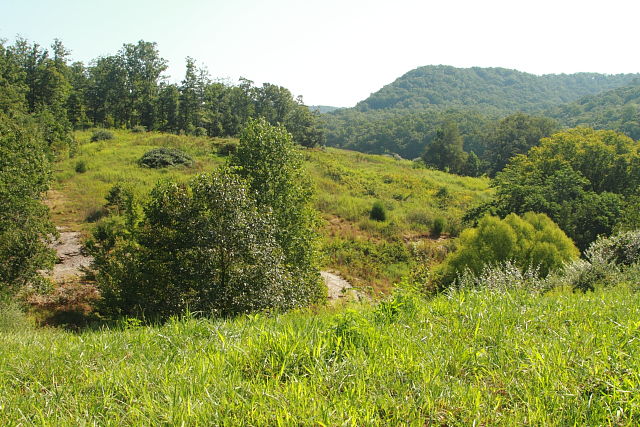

left=490, top=128, right=640, bottom=250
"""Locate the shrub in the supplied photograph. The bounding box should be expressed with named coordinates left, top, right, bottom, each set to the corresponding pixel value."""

left=85, top=206, right=109, bottom=223
left=90, top=129, right=114, bottom=142
left=217, top=141, right=238, bottom=156
left=558, top=230, right=640, bottom=292
left=0, top=301, right=32, bottom=332
left=432, top=212, right=579, bottom=289
left=432, top=216, right=446, bottom=237
left=104, top=183, right=135, bottom=214
left=194, top=127, right=207, bottom=137
left=370, top=201, right=386, bottom=222
left=586, top=230, right=640, bottom=267
left=75, top=160, right=87, bottom=173
left=131, top=125, right=146, bottom=133
left=138, top=147, right=193, bottom=168
left=454, top=260, right=545, bottom=293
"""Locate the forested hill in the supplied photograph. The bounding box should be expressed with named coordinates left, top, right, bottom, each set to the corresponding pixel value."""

left=547, top=82, right=640, bottom=139
left=355, top=65, right=640, bottom=113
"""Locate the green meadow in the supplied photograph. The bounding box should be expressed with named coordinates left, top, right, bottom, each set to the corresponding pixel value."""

left=2, top=285, right=639, bottom=425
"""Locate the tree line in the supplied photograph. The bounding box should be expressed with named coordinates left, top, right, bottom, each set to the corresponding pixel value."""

left=1, top=37, right=323, bottom=148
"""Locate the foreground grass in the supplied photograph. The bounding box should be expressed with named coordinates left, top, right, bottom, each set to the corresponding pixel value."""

left=2, top=286, right=639, bottom=425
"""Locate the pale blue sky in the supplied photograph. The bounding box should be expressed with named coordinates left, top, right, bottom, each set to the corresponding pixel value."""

left=2, top=0, right=639, bottom=107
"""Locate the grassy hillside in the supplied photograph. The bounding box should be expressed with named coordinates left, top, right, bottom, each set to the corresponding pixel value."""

left=51, top=129, right=491, bottom=292
left=356, top=65, right=640, bottom=113
left=2, top=284, right=639, bottom=424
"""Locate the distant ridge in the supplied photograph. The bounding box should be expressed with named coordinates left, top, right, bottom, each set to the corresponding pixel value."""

left=309, top=105, right=342, bottom=114
left=355, top=65, right=640, bottom=114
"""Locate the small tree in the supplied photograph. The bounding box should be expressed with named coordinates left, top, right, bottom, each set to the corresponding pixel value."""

left=423, top=121, right=467, bottom=174
left=230, top=118, right=325, bottom=304
left=91, top=170, right=298, bottom=318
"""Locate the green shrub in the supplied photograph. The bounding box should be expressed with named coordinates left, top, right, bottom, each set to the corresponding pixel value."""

left=194, top=127, right=207, bottom=137
left=432, top=216, right=446, bottom=237
left=90, top=169, right=314, bottom=319
left=586, top=230, right=640, bottom=267
left=217, top=141, right=238, bottom=156
left=90, top=130, right=114, bottom=142
left=138, top=147, right=193, bottom=168
left=75, top=160, right=87, bottom=173
left=370, top=201, right=386, bottom=222
left=559, top=230, right=640, bottom=292
left=85, top=206, right=109, bottom=223
left=433, top=212, right=579, bottom=289
left=0, top=302, right=32, bottom=332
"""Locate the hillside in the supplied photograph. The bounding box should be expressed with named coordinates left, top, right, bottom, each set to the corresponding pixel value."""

left=51, top=129, right=491, bottom=292
left=548, top=82, right=640, bottom=139
left=355, top=65, right=640, bottom=113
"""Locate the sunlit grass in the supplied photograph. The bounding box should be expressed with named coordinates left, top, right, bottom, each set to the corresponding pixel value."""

left=1, top=285, right=639, bottom=424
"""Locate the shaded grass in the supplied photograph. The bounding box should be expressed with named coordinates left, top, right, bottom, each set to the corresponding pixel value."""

left=1, top=285, right=639, bottom=424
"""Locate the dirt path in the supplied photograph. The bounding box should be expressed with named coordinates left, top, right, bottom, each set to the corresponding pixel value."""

left=321, top=271, right=366, bottom=302
left=45, top=227, right=93, bottom=283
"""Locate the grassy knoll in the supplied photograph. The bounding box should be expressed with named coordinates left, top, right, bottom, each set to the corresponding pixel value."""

left=51, top=130, right=491, bottom=292
left=2, top=285, right=639, bottom=424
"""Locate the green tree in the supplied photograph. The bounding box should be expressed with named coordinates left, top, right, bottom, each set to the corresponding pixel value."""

left=231, top=118, right=324, bottom=304
left=490, top=128, right=640, bottom=250
left=90, top=170, right=300, bottom=318
left=0, top=113, right=56, bottom=296
left=422, top=120, right=467, bottom=173
left=483, top=112, right=557, bottom=175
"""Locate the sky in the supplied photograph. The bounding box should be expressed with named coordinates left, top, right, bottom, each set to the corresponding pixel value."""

left=2, top=0, right=639, bottom=107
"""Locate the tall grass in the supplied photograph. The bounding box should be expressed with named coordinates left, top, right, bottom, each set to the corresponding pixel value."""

left=1, top=285, right=639, bottom=424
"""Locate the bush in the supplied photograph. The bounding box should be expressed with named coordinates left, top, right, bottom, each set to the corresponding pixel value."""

left=131, top=125, right=146, bottom=133
left=586, top=230, right=640, bottom=267
left=558, top=230, right=640, bottom=292
left=0, top=301, right=32, bottom=332
left=454, top=261, right=545, bottom=293
left=85, top=206, right=109, bottom=223
left=90, top=130, right=114, bottom=142
left=28, top=283, right=101, bottom=327
left=75, top=160, right=87, bottom=173
left=138, top=147, right=193, bottom=168
left=432, top=216, right=446, bottom=237
left=194, top=127, right=207, bottom=137
left=370, top=201, right=386, bottom=222
left=433, top=212, right=579, bottom=289
left=217, top=141, right=238, bottom=156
